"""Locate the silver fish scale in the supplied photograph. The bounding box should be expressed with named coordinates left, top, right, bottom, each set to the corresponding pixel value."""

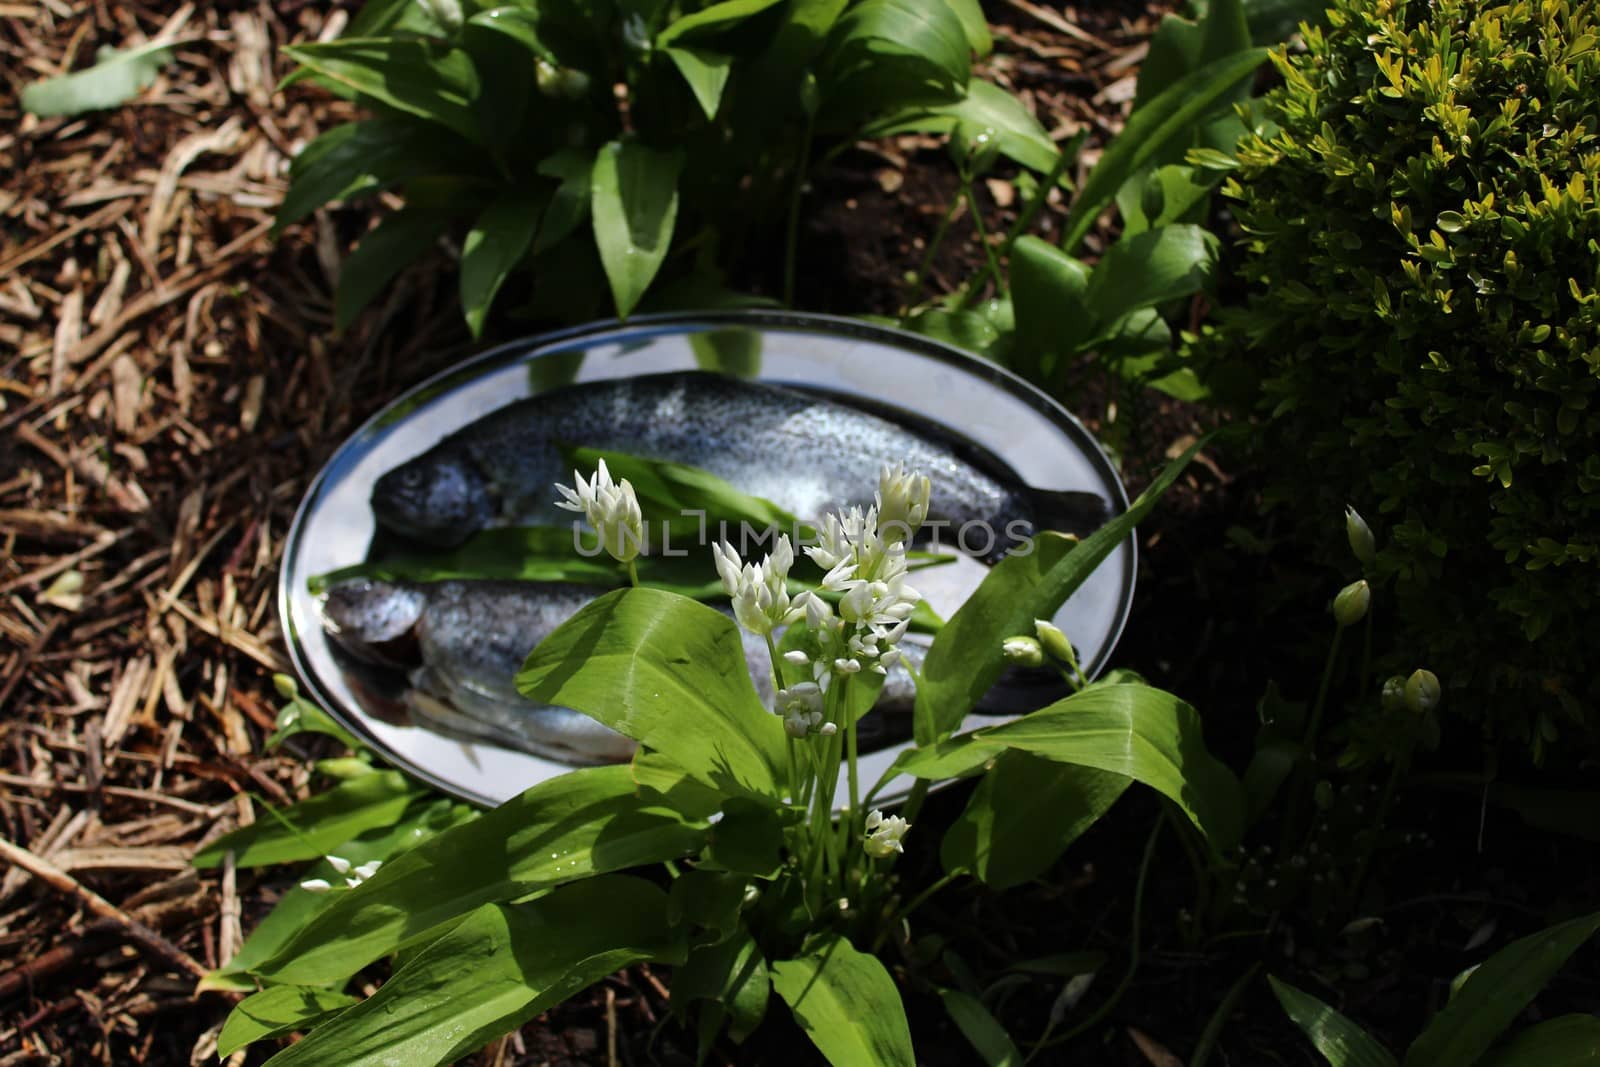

left=451, top=373, right=1026, bottom=531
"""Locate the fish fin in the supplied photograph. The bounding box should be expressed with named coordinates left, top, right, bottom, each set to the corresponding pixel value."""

left=1028, top=488, right=1114, bottom=538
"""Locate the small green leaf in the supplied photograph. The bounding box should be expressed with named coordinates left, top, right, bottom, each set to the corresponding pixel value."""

left=664, top=45, right=733, bottom=119
left=192, top=771, right=420, bottom=869
left=1270, top=976, right=1398, bottom=1067
left=675, top=930, right=771, bottom=1041
left=941, top=751, right=1129, bottom=888
left=1406, top=912, right=1600, bottom=1067
left=818, top=0, right=971, bottom=121
left=591, top=141, right=682, bottom=318
left=518, top=588, right=788, bottom=802
left=461, top=186, right=547, bottom=338
left=1477, top=1015, right=1600, bottom=1067
left=1008, top=236, right=1093, bottom=377
left=1115, top=164, right=1218, bottom=237
left=861, top=80, right=1058, bottom=173
left=251, top=765, right=705, bottom=986
left=658, top=0, right=786, bottom=44
left=772, top=935, right=915, bottom=1067
left=21, top=41, right=175, bottom=117
left=938, top=988, right=1023, bottom=1066
left=1085, top=224, right=1219, bottom=326
left=262, top=878, right=676, bottom=1066
left=219, top=986, right=359, bottom=1057
left=1061, top=48, right=1267, bottom=252
left=336, top=208, right=453, bottom=331
left=283, top=39, right=482, bottom=145
left=278, top=119, right=471, bottom=231
left=533, top=148, right=594, bottom=254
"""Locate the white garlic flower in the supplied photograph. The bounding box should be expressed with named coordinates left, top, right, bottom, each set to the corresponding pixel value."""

left=555, top=459, right=645, bottom=564
left=876, top=462, right=931, bottom=546
left=301, top=855, right=383, bottom=892
left=776, top=682, right=826, bottom=737
left=863, top=809, right=910, bottom=858
left=713, top=536, right=802, bottom=636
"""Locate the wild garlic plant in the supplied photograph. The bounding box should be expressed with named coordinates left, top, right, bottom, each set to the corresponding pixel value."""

left=206, top=442, right=1245, bottom=1066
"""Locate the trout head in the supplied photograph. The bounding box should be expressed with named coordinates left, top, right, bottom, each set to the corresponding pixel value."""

left=371, top=447, right=495, bottom=546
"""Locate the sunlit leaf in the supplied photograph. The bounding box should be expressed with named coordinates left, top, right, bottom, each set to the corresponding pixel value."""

left=219, top=986, right=358, bottom=1058
left=251, top=765, right=705, bottom=986
left=591, top=140, right=681, bottom=317
left=1270, top=976, right=1397, bottom=1067
left=772, top=935, right=915, bottom=1066
left=461, top=186, right=547, bottom=338
left=21, top=41, right=175, bottom=117
left=193, top=771, right=422, bottom=869
left=517, top=588, right=788, bottom=802
left=262, top=878, right=676, bottom=1066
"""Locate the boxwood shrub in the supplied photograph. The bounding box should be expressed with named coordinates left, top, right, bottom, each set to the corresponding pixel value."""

left=1195, top=0, right=1600, bottom=753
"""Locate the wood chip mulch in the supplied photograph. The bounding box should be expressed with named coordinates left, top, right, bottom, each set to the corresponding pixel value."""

left=0, top=2, right=1170, bottom=1063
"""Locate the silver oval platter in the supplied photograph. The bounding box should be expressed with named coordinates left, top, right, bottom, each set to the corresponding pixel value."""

left=280, top=311, right=1135, bottom=809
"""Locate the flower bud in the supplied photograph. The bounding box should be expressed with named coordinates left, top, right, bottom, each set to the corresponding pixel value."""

left=273, top=673, right=299, bottom=701
left=1403, top=669, right=1440, bottom=714
left=1002, top=635, right=1044, bottom=668
left=1381, top=675, right=1407, bottom=713
left=1333, top=580, right=1370, bottom=627
left=798, top=71, right=820, bottom=118
left=1034, top=619, right=1076, bottom=665
left=1345, top=505, right=1376, bottom=565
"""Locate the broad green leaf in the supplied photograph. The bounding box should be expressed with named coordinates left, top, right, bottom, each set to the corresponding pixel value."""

left=1242, top=737, right=1303, bottom=826
left=1060, top=48, right=1267, bottom=252
left=1131, top=0, right=1250, bottom=116
left=219, top=986, right=359, bottom=1058
left=200, top=799, right=475, bottom=992
left=658, top=0, right=785, bottom=44
left=252, top=765, right=705, bottom=986
left=963, top=686, right=1245, bottom=852
left=517, top=588, right=788, bottom=801
left=1406, top=912, right=1600, bottom=1067
left=860, top=80, right=1059, bottom=173
left=283, top=39, right=482, bottom=145
left=1084, top=224, right=1219, bottom=326
left=945, top=0, right=992, bottom=57
left=818, top=0, right=971, bottom=121
left=772, top=935, right=915, bottom=1067
left=1270, top=976, right=1397, bottom=1067
left=278, top=119, right=469, bottom=231
left=262, top=878, right=676, bottom=1066
left=193, top=771, right=420, bottom=869
left=21, top=41, right=174, bottom=117
left=939, top=988, right=1023, bottom=1066
left=759, top=0, right=849, bottom=85
left=468, top=7, right=556, bottom=61
left=701, top=797, right=787, bottom=877
left=664, top=45, right=733, bottom=119
left=941, top=751, right=1129, bottom=889
left=899, top=308, right=1003, bottom=360
left=336, top=208, right=453, bottom=330
left=348, top=0, right=446, bottom=37
left=461, top=186, right=546, bottom=338
left=1478, top=1015, right=1600, bottom=1067
left=919, top=438, right=1205, bottom=734
left=675, top=930, right=771, bottom=1041
left=591, top=141, right=681, bottom=318
left=1009, top=236, right=1093, bottom=375
left=532, top=148, right=593, bottom=253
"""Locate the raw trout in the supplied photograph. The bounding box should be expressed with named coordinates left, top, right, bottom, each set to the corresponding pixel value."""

left=370, top=371, right=1106, bottom=552
left=322, top=578, right=924, bottom=764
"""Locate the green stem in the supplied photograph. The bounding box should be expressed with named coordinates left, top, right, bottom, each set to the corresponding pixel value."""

left=957, top=140, right=1076, bottom=303
left=1028, top=818, right=1161, bottom=1057
left=625, top=559, right=640, bottom=589
left=900, top=193, right=963, bottom=317
left=782, top=112, right=816, bottom=308
left=1302, top=624, right=1345, bottom=756
left=847, top=708, right=861, bottom=834
left=957, top=180, right=1008, bottom=310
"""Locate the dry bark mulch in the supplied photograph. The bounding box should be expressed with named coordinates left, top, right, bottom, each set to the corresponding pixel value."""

left=0, top=2, right=1181, bottom=1064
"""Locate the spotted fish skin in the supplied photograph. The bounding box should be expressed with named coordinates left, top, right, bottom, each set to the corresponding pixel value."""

left=321, top=578, right=925, bottom=763
left=371, top=371, right=1046, bottom=548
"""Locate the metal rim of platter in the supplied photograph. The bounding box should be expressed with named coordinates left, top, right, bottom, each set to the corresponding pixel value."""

left=279, top=310, right=1136, bottom=810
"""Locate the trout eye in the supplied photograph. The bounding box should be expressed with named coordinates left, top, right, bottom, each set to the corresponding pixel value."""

left=400, top=469, right=424, bottom=489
